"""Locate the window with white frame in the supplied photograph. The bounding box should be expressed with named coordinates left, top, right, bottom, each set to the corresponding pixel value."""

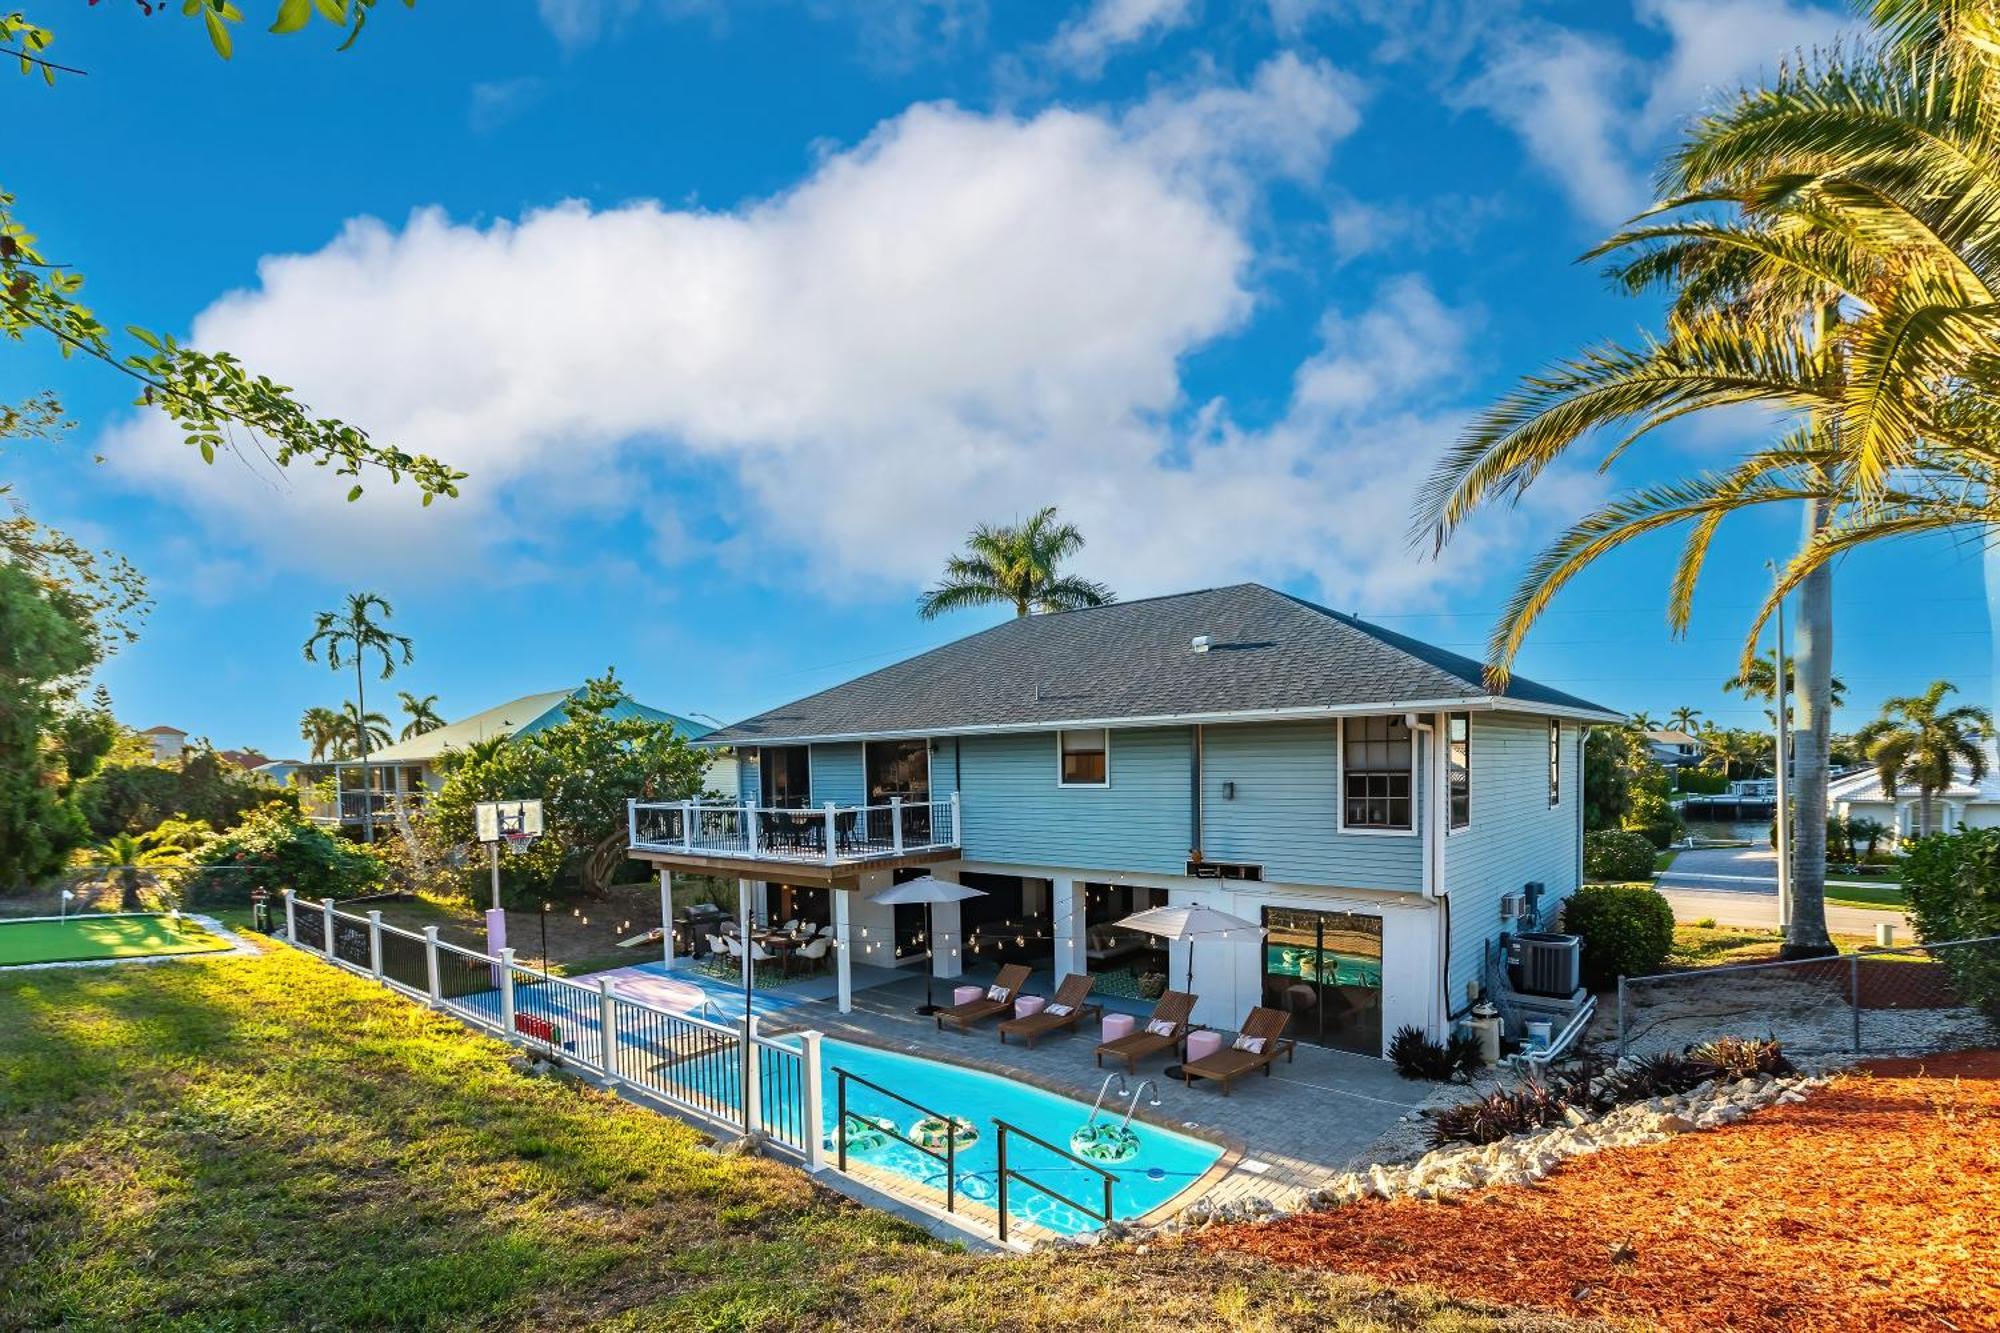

left=1343, top=715, right=1413, bottom=830
left=1447, top=712, right=1470, bottom=830
left=1058, top=728, right=1109, bottom=786
left=1548, top=719, right=1562, bottom=806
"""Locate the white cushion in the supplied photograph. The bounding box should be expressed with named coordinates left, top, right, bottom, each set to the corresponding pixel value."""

left=1146, top=1018, right=1177, bottom=1037
left=1232, top=1034, right=1265, bottom=1054
left=987, top=984, right=1009, bottom=1001
left=1046, top=1003, right=1073, bottom=1017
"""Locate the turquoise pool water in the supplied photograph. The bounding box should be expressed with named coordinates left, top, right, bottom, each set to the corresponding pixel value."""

left=816, top=1038, right=1223, bottom=1235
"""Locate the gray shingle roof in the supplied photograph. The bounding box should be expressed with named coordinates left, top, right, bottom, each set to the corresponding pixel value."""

left=704, top=583, right=1620, bottom=744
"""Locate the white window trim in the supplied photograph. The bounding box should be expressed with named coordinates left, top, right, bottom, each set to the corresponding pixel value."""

left=1446, top=711, right=1471, bottom=836
left=1056, top=728, right=1112, bottom=789
left=1336, top=715, right=1420, bottom=838
left=1548, top=720, right=1563, bottom=808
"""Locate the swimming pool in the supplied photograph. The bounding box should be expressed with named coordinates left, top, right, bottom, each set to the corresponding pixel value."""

left=814, top=1037, right=1222, bottom=1235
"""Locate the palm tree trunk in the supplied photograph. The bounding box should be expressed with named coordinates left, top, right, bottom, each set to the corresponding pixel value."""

left=1784, top=495, right=1836, bottom=958
left=1920, top=790, right=1935, bottom=838
left=354, top=653, right=374, bottom=845
left=119, top=866, right=141, bottom=913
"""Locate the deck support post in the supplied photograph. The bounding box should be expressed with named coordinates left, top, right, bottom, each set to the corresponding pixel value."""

left=1051, top=875, right=1085, bottom=984
left=833, top=888, right=853, bottom=1014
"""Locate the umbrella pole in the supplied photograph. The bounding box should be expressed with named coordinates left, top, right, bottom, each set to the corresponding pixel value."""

left=914, top=900, right=939, bottom=1016
left=1163, top=935, right=1194, bottom=1081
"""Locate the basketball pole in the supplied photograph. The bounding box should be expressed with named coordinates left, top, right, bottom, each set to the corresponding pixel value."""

left=489, top=840, right=502, bottom=912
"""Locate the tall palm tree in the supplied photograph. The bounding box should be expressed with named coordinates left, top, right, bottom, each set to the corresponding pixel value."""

left=1668, top=706, right=1703, bottom=733
left=918, top=507, right=1114, bottom=620
left=1854, top=680, right=1992, bottom=838
left=397, top=691, right=445, bottom=740
left=1628, top=711, right=1662, bottom=732
left=303, top=592, right=413, bottom=843
left=298, top=705, right=344, bottom=762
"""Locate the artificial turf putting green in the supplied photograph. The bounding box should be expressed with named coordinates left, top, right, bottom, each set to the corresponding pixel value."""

left=0, top=914, right=231, bottom=966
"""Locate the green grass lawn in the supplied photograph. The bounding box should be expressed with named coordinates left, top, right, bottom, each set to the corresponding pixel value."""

left=0, top=941, right=1588, bottom=1332
left=0, top=914, right=231, bottom=966
left=1823, top=881, right=1907, bottom=911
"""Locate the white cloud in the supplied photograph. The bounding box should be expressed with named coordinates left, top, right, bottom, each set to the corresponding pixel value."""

left=1636, top=0, right=1849, bottom=133
left=105, top=57, right=1574, bottom=609
left=535, top=0, right=638, bottom=50
left=469, top=77, right=544, bottom=134
left=1047, top=0, right=1200, bottom=74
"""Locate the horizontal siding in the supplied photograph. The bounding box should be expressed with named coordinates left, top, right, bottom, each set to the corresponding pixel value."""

left=1201, top=721, right=1423, bottom=892
left=959, top=727, right=1191, bottom=875
left=1442, top=714, right=1582, bottom=1012
left=809, top=742, right=865, bottom=807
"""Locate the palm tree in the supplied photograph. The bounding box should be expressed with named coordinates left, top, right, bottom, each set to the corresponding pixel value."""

left=95, top=831, right=187, bottom=912
left=1854, top=680, right=1992, bottom=838
left=1725, top=652, right=1847, bottom=719
left=1668, top=706, right=1703, bottom=733
left=299, top=705, right=344, bottom=763
left=1628, top=710, right=1661, bottom=732
left=303, top=592, right=413, bottom=843
left=339, top=702, right=392, bottom=754
left=918, top=507, right=1114, bottom=620
left=437, top=733, right=509, bottom=773
left=397, top=691, right=444, bottom=740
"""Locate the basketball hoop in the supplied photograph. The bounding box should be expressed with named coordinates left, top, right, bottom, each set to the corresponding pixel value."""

left=504, top=830, right=536, bottom=857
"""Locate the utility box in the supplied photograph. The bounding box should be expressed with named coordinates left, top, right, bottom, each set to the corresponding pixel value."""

left=1508, top=931, right=1582, bottom=997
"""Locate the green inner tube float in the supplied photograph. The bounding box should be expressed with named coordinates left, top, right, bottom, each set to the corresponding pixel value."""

left=838, top=1115, right=898, bottom=1153
left=909, top=1115, right=978, bottom=1151
left=1070, top=1122, right=1142, bottom=1164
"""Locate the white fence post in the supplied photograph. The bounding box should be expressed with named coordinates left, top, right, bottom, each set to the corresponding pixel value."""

left=499, top=948, right=517, bottom=1037
left=681, top=799, right=694, bottom=852
left=597, top=977, right=620, bottom=1081
left=744, top=1014, right=763, bottom=1138
left=627, top=797, right=638, bottom=848
left=283, top=889, right=297, bottom=941
left=891, top=796, right=904, bottom=854
left=823, top=802, right=838, bottom=866
left=367, top=910, right=384, bottom=978
left=320, top=898, right=336, bottom=959
left=950, top=792, right=962, bottom=845
left=423, top=926, right=443, bottom=1004
left=798, top=1029, right=825, bottom=1172
left=746, top=800, right=761, bottom=855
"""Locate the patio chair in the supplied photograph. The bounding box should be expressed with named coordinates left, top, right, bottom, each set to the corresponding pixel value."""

left=1094, top=990, right=1198, bottom=1073
left=747, top=938, right=784, bottom=978
left=795, top=936, right=831, bottom=975
left=997, top=973, right=1102, bottom=1048
left=1179, top=1007, right=1297, bottom=1096
left=934, top=964, right=1032, bottom=1033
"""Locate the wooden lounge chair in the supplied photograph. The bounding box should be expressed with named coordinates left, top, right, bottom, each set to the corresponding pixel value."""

left=1180, top=1007, right=1297, bottom=1095
left=997, top=974, right=1103, bottom=1048
left=1094, top=990, right=1197, bottom=1072
left=934, top=964, right=1032, bottom=1033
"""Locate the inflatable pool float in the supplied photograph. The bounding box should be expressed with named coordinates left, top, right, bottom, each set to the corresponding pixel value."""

left=836, top=1114, right=898, bottom=1153
left=910, top=1114, right=978, bottom=1151
left=1070, top=1122, right=1142, bottom=1164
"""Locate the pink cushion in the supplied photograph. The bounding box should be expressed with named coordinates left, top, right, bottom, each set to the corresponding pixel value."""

left=1100, top=1012, right=1135, bottom=1042
left=1014, top=995, right=1046, bottom=1018
left=1185, top=1029, right=1223, bottom=1062
left=953, top=985, right=983, bottom=1006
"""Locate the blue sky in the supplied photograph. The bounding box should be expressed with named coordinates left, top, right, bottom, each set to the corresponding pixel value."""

left=6, top=0, right=1988, bottom=758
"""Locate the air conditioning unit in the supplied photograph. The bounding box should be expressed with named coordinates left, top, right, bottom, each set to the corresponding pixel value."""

left=1508, top=932, right=1582, bottom=998
left=1499, top=892, right=1527, bottom=922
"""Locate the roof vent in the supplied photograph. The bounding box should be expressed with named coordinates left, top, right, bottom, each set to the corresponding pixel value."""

left=1191, top=635, right=1212, bottom=653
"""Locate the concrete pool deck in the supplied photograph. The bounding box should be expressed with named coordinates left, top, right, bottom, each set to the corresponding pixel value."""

left=774, top=965, right=1429, bottom=1215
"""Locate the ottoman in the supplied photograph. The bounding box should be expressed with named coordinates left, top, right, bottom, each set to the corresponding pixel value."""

left=1100, top=1012, right=1135, bottom=1043
left=1014, top=994, right=1046, bottom=1019
left=952, top=985, right=983, bottom=1007
left=1184, top=1029, right=1223, bottom=1063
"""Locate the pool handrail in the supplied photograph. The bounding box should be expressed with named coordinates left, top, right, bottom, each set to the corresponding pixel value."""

left=993, top=1117, right=1115, bottom=1246
left=833, top=1065, right=963, bottom=1215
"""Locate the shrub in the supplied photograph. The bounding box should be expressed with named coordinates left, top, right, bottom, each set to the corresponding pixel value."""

left=1899, top=830, right=2000, bottom=1016
left=1602, top=1051, right=1721, bottom=1104
left=1625, top=789, right=1684, bottom=849
left=1583, top=829, right=1658, bottom=882
left=177, top=803, right=385, bottom=908
left=1688, top=1037, right=1793, bottom=1080
left=1563, top=883, right=1676, bottom=987
left=1445, top=1030, right=1487, bottom=1078
left=1427, top=1080, right=1570, bottom=1147
left=1389, top=1025, right=1454, bottom=1080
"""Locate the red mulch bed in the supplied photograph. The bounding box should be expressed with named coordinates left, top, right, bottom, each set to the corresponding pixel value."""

left=1198, top=1050, right=2000, bottom=1332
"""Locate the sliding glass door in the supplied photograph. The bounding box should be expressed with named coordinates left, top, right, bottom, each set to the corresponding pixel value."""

left=1261, top=907, right=1384, bottom=1055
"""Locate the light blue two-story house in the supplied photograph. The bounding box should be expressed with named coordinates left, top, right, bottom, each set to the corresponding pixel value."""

left=627, top=584, right=1620, bottom=1057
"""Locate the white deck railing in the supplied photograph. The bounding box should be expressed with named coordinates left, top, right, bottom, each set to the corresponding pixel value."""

left=628, top=795, right=960, bottom=866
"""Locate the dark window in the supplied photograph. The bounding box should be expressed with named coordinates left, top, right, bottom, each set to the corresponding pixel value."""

left=1549, top=719, right=1562, bottom=806
left=1448, top=712, right=1470, bottom=830
left=1343, top=715, right=1413, bottom=830
left=1059, top=729, right=1109, bottom=786
left=759, top=745, right=810, bottom=808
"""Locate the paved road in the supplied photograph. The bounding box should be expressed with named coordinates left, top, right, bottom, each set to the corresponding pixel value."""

left=1655, top=844, right=1910, bottom=936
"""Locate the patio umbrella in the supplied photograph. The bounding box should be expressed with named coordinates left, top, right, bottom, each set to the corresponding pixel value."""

left=1114, top=902, right=1263, bottom=995
left=868, top=876, right=988, bottom=1015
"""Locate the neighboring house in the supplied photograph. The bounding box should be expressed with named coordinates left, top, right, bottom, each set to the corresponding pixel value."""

left=628, top=583, right=1621, bottom=1057
left=253, top=758, right=309, bottom=786
left=218, top=748, right=272, bottom=772
left=1830, top=763, right=2000, bottom=841
left=313, top=687, right=731, bottom=828
left=1645, top=729, right=1701, bottom=769
left=139, top=725, right=188, bottom=765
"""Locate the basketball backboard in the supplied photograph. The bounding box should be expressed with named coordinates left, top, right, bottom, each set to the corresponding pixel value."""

left=474, top=798, right=545, bottom=844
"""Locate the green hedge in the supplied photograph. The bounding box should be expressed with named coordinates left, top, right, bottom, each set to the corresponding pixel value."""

left=1563, top=883, right=1676, bottom=987
left=1900, top=829, right=2000, bottom=1017
left=1583, top=829, right=1657, bottom=882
